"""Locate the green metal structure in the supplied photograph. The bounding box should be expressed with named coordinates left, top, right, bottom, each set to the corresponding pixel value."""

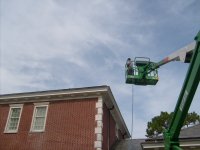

left=125, top=31, right=200, bottom=150
left=125, top=57, right=159, bottom=85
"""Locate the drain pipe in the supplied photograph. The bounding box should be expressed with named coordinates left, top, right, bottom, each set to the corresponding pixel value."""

left=108, top=106, right=114, bottom=150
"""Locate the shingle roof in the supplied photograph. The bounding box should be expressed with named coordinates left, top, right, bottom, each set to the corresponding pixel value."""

left=179, top=124, right=200, bottom=138
left=113, top=139, right=145, bottom=150
left=113, top=124, right=200, bottom=150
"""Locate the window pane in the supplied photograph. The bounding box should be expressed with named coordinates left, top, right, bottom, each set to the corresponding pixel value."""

left=31, top=105, right=48, bottom=131
left=6, top=107, right=21, bottom=132
left=36, top=107, right=46, bottom=117
left=33, top=117, right=45, bottom=130
left=11, top=108, right=21, bottom=118
left=8, top=118, right=19, bottom=130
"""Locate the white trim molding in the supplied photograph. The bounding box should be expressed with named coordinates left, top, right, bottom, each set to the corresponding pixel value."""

left=30, top=103, right=49, bottom=132
left=4, top=104, right=23, bottom=133
left=94, top=96, right=103, bottom=150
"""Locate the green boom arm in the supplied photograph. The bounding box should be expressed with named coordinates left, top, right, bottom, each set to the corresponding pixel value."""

left=126, top=31, right=200, bottom=149
left=164, top=32, right=200, bottom=150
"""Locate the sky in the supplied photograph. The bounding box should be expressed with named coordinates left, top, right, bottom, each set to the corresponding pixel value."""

left=0, top=0, right=200, bottom=138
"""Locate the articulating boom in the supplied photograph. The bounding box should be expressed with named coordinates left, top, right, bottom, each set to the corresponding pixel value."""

left=125, top=41, right=195, bottom=86
left=125, top=31, right=200, bottom=150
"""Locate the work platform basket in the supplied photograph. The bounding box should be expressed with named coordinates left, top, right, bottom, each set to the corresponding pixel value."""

left=125, top=57, right=159, bottom=85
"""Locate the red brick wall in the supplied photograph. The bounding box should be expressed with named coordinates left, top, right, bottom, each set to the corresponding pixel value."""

left=102, top=103, right=117, bottom=150
left=0, top=98, right=97, bottom=150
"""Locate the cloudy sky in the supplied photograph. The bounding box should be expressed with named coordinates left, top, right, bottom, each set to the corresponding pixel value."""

left=1, top=0, right=200, bottom=138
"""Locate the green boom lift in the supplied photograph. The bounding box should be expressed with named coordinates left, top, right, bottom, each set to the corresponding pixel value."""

left=125, top=31, right=200, bottom=150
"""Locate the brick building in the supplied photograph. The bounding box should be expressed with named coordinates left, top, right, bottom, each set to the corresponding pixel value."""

left=0, top=85, right=130, bottom=150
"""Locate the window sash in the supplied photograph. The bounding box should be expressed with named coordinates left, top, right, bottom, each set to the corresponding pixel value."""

left=31, top=105, right=48, bottom=132
left=5, top=106, right=22, bottom=133
left=35, top=107, right=46, bottom=117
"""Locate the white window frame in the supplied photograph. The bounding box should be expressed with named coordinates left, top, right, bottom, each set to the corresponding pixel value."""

left=30, top=102, right=49, bottom=132
left=4, top=104, right=23, bottom=133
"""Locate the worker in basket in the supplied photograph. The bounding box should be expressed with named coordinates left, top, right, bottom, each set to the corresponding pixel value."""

left=126, top=58, right=134, bottom=75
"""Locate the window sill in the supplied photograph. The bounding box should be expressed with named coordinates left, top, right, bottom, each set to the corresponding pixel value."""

left=4, top=131, right=18, bottom=134
left=29, top=130, right=45, bottom=133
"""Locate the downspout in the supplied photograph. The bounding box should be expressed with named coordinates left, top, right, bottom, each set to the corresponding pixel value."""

left=108, top=106, right=114, bottom=150
left=122, top=132, right=127, bottom=139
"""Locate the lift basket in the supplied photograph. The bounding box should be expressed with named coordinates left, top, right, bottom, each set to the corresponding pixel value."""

left=125, top=57, right=159, bottom=85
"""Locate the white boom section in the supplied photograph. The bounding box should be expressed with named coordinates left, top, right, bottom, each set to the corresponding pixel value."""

left=152, top=42, right=196, bottom=70
left=167, top=42, right=196, bottom=62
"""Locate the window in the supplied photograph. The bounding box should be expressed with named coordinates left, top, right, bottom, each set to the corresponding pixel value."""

left=5, top=104, right=23, bottom=133
left=30, top=103, right=48, bottom=132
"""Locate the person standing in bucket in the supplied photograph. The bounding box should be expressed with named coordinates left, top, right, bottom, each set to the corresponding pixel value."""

left=126, top=58, right=133, bottom=75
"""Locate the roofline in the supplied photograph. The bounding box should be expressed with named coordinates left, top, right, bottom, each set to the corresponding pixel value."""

left=0, top=85, right=131, bottom=138
left=0, top=85, right=108, bottom=99
left=180, top=123, right=200, bottom=131
left=144, top=136, right=200, bottom=143
left=106, top=86, right=131, bottom=138
left=141, top=138, right=200, bottom=149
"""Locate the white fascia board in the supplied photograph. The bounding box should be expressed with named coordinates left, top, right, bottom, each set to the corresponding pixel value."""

left=142, top=140, right=200, bottom=149
left=0, top=88, right=107, bottom=100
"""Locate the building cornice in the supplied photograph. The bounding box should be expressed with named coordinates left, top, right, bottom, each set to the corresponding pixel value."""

left=0, top=86, right=107, bottom=102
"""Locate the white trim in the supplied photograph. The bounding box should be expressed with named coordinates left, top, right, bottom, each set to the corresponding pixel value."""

left=181, top=143, right=200, bottom=147
left=142, top=141, right=200, bottom=149
left=95, top=127, right=102, bottom=134
left=94, top=141, right=102, bottom=148
left=9, top=104, right=24, bottom=107
left=97, top=134, right=103, bottom=141
left=97, top=121, right=103, bottom=127
left=96, top=102, right=103, bottom=108
left=95, top=114, right=102, bottom=121
left=4, top=104, right=23, bottom=133
left=30, top=103, right=49, bottom=132
left=0, top=89, right=107, bottom=100
left=34, top=102, right=49, bottom=106
left=0, top=96, right=103, bottom=105
left=97, top=108, right=103, bottom=114
left=94, top=97, right=103, bottom=149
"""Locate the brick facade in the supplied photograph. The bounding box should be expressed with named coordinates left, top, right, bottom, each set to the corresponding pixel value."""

left=0, top=98, right=97, bottom=150
left=0, top=86, right=130, bottom=150
left=102, top=103, right=122, bottom=150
